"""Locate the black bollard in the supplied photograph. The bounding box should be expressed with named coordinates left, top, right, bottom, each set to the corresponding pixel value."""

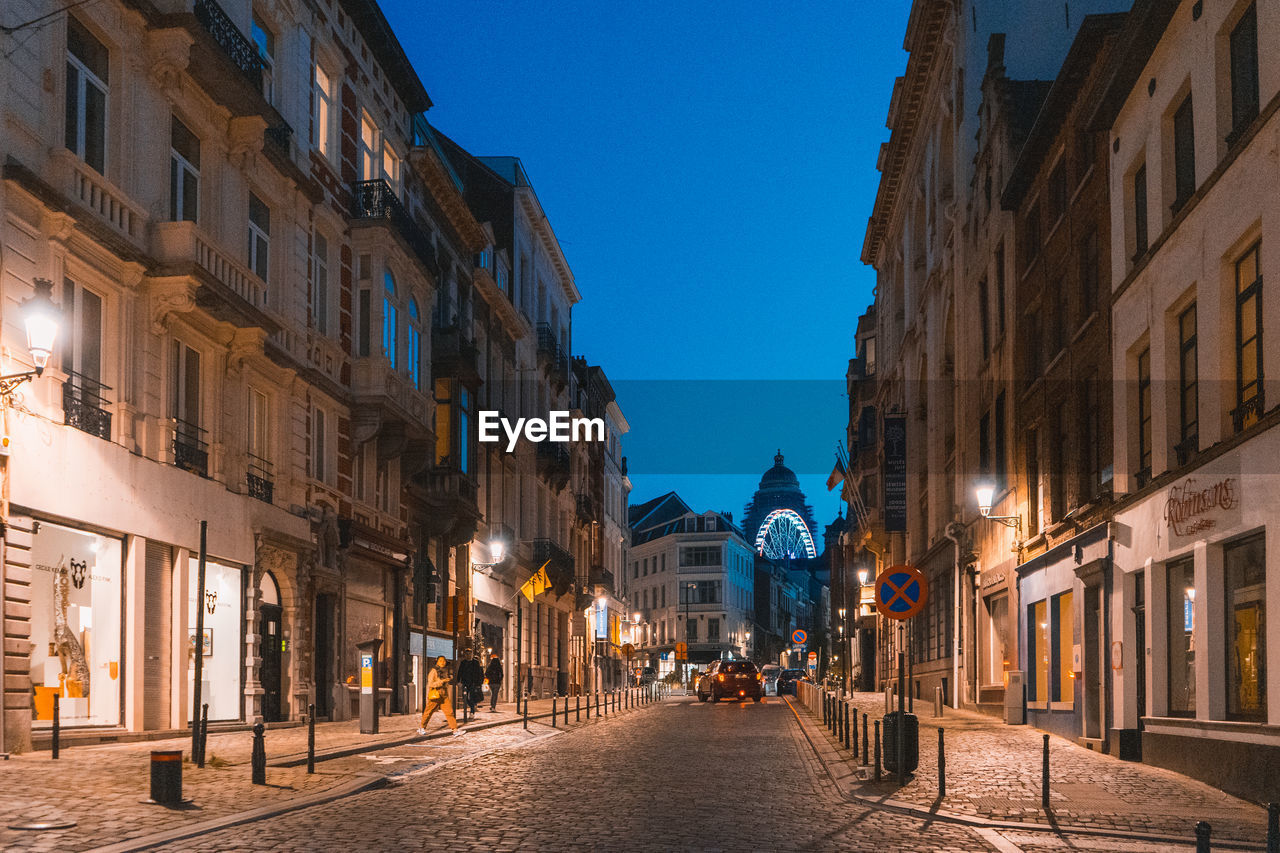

left=874, top=719, right=882, bottom=782
left=862, top=711, right=869, bottom=765
left=823, top=693, right=829, bottom=728
left=1268, top=802, right=1279, bottom=853
left=845, top=702, right=851, bottom=750
left=149, top=750, right=183, bottom=805
left=552, top=696, right=558, bottom=728
left=938, top=727, right=946, bottom=798
left=251, top=722, right=266, bottom=786
left=197, top=704, right=209, bottom=768
left=307, top=703, right=316, bottom=774
left=1195, top=821, right=1211, bottom=853
left=1041, top=734, right=1050, bottom=811
left=564, top=694, right=569, bottom=726
left=523, top=694, right=529, bottom=730
left=52, top=694, right=60, bottom=759
left=577, top=694, right=582, bottom=722
left=853, top=708, right=859, bottom=757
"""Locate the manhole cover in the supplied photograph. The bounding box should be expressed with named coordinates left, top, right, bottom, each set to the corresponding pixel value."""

left=7, top=820, right=78, bottom=831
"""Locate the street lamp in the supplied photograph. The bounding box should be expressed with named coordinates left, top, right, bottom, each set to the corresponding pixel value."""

left=1, top=278, right=60, bottom=397
left=1, top=278, right=60, bottom=759
left=975, top=481, right=1022, bottom=544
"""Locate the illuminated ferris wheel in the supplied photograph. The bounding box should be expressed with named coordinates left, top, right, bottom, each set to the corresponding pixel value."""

left=754, top=508, right=817, bottom=561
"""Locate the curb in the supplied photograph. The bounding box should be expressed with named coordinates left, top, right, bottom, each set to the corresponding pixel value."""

left=86, top=773, right=389, bottom=853
left=782, top=697, right=1268, bottom=851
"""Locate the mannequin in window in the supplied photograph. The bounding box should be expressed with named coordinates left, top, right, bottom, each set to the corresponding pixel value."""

left=54, top=563, right=91, bottom=698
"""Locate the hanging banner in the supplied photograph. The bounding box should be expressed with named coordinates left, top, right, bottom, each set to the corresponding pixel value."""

left=883, top=413, right=907, bottom=531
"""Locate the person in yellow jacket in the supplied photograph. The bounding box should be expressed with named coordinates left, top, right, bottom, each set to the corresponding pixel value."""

left=417, top=656, right=465, bottom=736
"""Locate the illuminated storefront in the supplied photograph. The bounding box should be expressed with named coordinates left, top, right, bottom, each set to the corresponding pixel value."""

left=187, top=557, right=245, bottom=722
left=29, top=520, right=123, bottom=728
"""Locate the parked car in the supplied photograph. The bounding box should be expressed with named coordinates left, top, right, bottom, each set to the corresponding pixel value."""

left=776, top=669, right=804, bottom=696
left=638, top=666, right=657, bottom=686
left=696, top=660, right=763, bottom=702
left=761, top=664, right=781, bottom=696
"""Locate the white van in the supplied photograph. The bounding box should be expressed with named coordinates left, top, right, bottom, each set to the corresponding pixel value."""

left=761, top=664, right=782, bottom=696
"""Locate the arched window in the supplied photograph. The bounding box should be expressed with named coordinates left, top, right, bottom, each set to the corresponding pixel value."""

left=259, top=570, right=280, bottom=606
left=407, top=297, right=421, bottom=389
left=382, top=270, right=398, bottom=369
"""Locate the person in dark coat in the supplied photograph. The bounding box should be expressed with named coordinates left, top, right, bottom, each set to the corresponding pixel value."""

left=485, top=653, right=504, bottom=712
left=458, top=648, right=485, bottom=716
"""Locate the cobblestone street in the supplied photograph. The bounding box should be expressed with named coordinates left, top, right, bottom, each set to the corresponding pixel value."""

left=48, top=694, right=1240, bottom=853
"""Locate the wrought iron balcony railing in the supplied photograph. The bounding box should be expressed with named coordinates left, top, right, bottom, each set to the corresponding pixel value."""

left=193, top=0, right=263, bottom=91
left=531, top=538, right=575, bottom=595
left=1173, top=434, right=1199, bottom=468
left=350, top=179, right=436, bottom=272
left=247, top=453, right=273, bottom=504
left=61, top=371, right=112, bottom=440
left=536, top=323, right=568, bottom=374
left=173, top=418, right=209, bottom=477
left=1231, top=390, right=1265, bottom=434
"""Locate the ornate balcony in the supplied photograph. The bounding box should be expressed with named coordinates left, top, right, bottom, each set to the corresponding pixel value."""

left=431, top=324, right=480, bottom=385
left=1231, top=390, right=1266, bottom=434
left=173, top=418, right=209, bottom=477
left=192, top=0, right=262, bottom=90
left=587, top=564, right=614, bottom=595
left=536, top=443, right=571, bottom=492
left=417, top=464, right=481, bottom=547
left=61, top=371, right=112, bottom=440
left=151, top=220, right=277, bottom=331
left=247, top=453, right=273, bottom=504
left=531, top=539, right=574, bottom=595
left=575, top=492, right=597, bottom=526
left=1173, top=434, right=1199, bottom=468
left=536, top=323, right=568, bottom=388
left=350, top=179, right=437, bottom=273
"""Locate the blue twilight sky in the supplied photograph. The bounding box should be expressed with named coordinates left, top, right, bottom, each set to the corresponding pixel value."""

left=386, top=1, right=912, bottom=537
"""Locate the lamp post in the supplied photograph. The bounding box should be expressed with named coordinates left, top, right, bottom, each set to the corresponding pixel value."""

left=1, top=278, right=60, bottom=758
left=974, top=483, right=1022, bottom=542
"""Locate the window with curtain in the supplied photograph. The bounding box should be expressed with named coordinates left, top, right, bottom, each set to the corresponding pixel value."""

left=382, top=270, right=398, bottom=369
left=1179, top=303, right=1198, bottom=446
left=407, top=298, right=421, bottom=388
left=1229, top=4, right=1259, bottom=141
left=312, top=63, right=334, bottom=158
left=248, top=193, right=270, bottom=283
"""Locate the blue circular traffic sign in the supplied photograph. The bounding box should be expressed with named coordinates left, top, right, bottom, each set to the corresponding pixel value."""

left=874, top=565, right=929, bottom=620
left=792, top=629, right=807, bottom=645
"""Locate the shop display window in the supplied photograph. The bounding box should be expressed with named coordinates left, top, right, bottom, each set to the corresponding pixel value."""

left=30, top=520, right=122, bottom=727
left=1225, top=533, right=1266, bottom=721
left=188, top=558, right=244, bottom=721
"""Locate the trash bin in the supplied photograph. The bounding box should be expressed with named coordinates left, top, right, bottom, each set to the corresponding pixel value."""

left=882, top=711, right=919, bottom=774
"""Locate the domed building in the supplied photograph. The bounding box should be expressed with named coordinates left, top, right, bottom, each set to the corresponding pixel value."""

left=743, top=451, right=818, bottom=561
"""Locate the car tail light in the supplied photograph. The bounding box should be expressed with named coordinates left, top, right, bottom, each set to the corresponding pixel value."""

left=757, top=673, right=763, bottom=681
left=717, top=674, right=725, bottom=682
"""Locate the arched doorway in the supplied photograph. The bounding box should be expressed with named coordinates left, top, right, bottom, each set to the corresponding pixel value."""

left=259, top=571, right=284, bottom=722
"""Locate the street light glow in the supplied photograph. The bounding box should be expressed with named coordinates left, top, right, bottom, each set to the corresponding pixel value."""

left=975, top=483, right=996, bottom=516
left=23, top=279, right=59, bottom=373
left=857, top=569, right=869, bottom=585
left=488, top=538, right=505, bottom=564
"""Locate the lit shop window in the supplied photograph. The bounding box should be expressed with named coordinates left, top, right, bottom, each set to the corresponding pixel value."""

left=30, top=521, right=123, bottom=727
left=188, top=558, right=245, bottom=721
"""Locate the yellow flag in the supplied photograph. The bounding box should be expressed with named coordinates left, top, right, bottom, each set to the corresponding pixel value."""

left=520, top=560, right=552, bottom=602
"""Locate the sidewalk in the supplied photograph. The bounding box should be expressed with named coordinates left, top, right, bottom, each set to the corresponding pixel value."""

left=789, top=689, right=1272, bottom=847
left=0, top=689, right=660, bottom=852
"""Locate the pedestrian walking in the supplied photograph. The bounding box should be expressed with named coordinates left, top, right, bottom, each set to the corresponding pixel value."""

left=418, top=656, right=464, bottom=737
left=485, top=653, right=504, bottom=712
left=458, top=648, right=485, bottom=716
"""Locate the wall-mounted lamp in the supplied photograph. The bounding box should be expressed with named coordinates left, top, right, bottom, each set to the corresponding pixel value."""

left=975, top=481, right=1022, bottom=544
left=1, top=278, right=60, bottom=401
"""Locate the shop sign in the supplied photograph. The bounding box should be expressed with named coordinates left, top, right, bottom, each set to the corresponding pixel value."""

left=981, top=569, right=1006, bottom=590
left=1164, top=477, right=1238, bottom=542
